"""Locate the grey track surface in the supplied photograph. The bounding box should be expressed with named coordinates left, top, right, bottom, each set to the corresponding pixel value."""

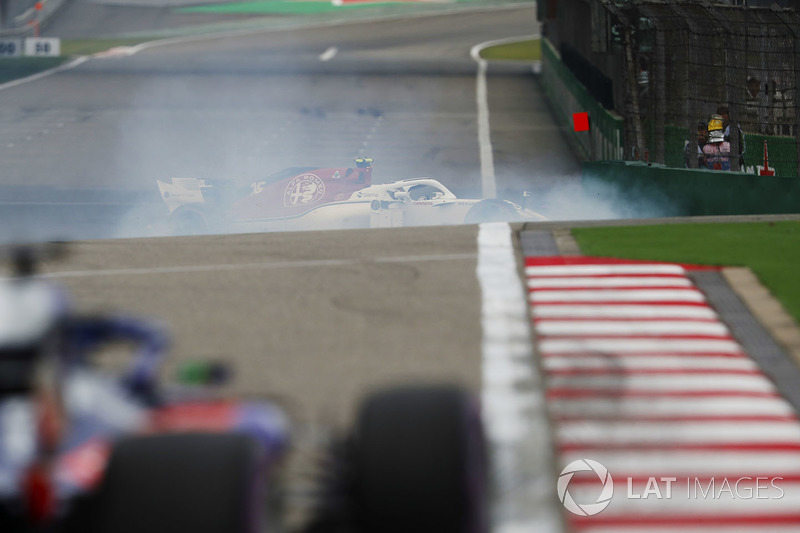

left=42, top=226, right=484, bottom=427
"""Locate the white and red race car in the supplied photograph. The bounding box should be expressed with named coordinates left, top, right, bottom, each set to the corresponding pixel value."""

left=156, top=160, right=546, bottom=234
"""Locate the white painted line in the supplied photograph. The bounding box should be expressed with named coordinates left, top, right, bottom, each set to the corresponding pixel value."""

left=531, top=289, right=706, bottom=303
left=468, top=33, right=538, bottom=200
left=477, top=223, right=560, bottom=533
left=548, top=374, right=776, bottom=393
left=470, top=44, right=496, bottom=199
left=42, top=253, right=477, bottom=279
left=543, top=355, right=757, bottom=372
left=0, top=56, right=87, bottom=92
left=549, top=396, right=796, bottom=418
left=540, top=338, right=743, bottom=354
left=526, top=264, right=686, bottom=277
left=535, top=320, right=730, bottom=336
left=532, top=305, right=719, bottom=319
left=318, top=46, right=338, bottom=61
left=558, top=421, right=800, bottom=444
left=528, top=277, right=693, bottom=289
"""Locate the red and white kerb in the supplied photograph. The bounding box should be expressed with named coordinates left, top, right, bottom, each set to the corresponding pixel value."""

left=526, top=257, right=800, bottom=532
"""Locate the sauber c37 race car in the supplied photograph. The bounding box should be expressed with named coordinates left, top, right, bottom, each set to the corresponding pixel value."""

left=156, top=159, right=545, bottom=234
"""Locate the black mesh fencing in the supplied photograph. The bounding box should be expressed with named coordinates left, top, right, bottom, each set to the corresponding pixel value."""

left=592, top=0, right=800, bottom=175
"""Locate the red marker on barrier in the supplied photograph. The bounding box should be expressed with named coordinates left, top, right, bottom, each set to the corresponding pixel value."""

left=573, top=112, right=589, bottom=132
left=759, top=140, right=775, bottom=176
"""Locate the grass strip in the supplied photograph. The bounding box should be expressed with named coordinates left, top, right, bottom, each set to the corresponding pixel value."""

left=177, top=1, right=420, bottom=15
left=0, top=57, right=67, bottom=84
left=479, top=38, right=540, bottom=61
left=572, top=221, right=800, bottom=323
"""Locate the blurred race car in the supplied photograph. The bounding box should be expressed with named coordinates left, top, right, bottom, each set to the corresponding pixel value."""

left=156, top=159, right=545, bottom=234
left=0, top=246, right=488, bottom=533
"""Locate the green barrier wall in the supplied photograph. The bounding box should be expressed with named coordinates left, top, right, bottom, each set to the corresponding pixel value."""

left=541, top=38, right=624, bottom=161
left=583, top=160, right=800, bottom=216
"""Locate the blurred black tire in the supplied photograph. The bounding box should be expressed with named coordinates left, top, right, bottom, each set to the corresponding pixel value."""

left=353, top=385, right=488, bottom=533
left=169, top=205, right=209, bottom=235
left=86, top=433, right=265, bottom=533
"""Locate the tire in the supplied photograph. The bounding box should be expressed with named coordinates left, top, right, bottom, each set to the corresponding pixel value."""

left=169, top=206, right=209, bottom=236
left=86, top=433, right=265, bottom=533
left=352, top=385, right=488, bottom=533
left=464, top=199, right=520, bottom=224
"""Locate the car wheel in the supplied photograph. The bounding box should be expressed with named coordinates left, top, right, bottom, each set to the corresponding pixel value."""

left=464, top=199, right=519, bottom=224
left=169, top=206, right=209, bottom=235
left=84, top=433, right=267, bottom=533
left=352, top=385, right=488, bottom=533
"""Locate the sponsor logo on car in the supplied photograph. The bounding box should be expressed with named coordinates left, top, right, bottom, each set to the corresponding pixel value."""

left=284, top=174, right=325, bottom=207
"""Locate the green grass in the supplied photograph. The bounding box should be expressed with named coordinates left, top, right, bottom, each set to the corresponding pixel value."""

left=177, top=0, right=424, bottom=15
left=0, top=57, right=67, bottom=83
left=480, top=38, right=540, bottom=61
left=572, top=221, right=800, bottom=322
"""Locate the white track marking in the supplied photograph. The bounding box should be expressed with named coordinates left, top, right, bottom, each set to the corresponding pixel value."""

left=477, top=223, right=560, bottom=533
left=548, top=374, right=777, bottom=393
left=0, top=57, right=87, bottom=92
left=532, top=304, right=719, bottom=319
left=529, top=277, right=693, bottom=288
left=535, top=320, right=730, bottom=336
left=468, top=34, right=538, bottom=199
left=541, top=338, right=744, bottom=354
left=318, top=46, right=338, bottom=61
left=558, top=421, right=800, bottom=444
left=526, top=264, right=686, bottom=276
left=531, top=289, right=706, bottom=303
left=470, top=45, right=496, bottom=199
left=543, top=355, right=756, bottom=372
left=549, top=396, right=795, bottom=418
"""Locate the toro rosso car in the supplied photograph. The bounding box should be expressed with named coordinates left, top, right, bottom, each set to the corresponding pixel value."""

left=0, top=246, right=488, bottom=533
left=156, top=159, right=545, bottom=234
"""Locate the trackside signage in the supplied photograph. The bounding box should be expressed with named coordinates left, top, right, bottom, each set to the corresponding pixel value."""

left=558, top=459, right=785, bottom=517
left=0, top=40, right=23, bottom=57
left=24, top=38, right=60, bottom=57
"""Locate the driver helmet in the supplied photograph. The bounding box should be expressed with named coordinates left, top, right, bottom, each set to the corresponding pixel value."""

left=354, top=157, right=373, bottom=169
left=0, top=279, right=66, bottom=394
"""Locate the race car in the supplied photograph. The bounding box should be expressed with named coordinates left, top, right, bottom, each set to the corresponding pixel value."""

left=156, top=159, right=546, bottom=234
left=0, top=245, right=488, bottom=533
